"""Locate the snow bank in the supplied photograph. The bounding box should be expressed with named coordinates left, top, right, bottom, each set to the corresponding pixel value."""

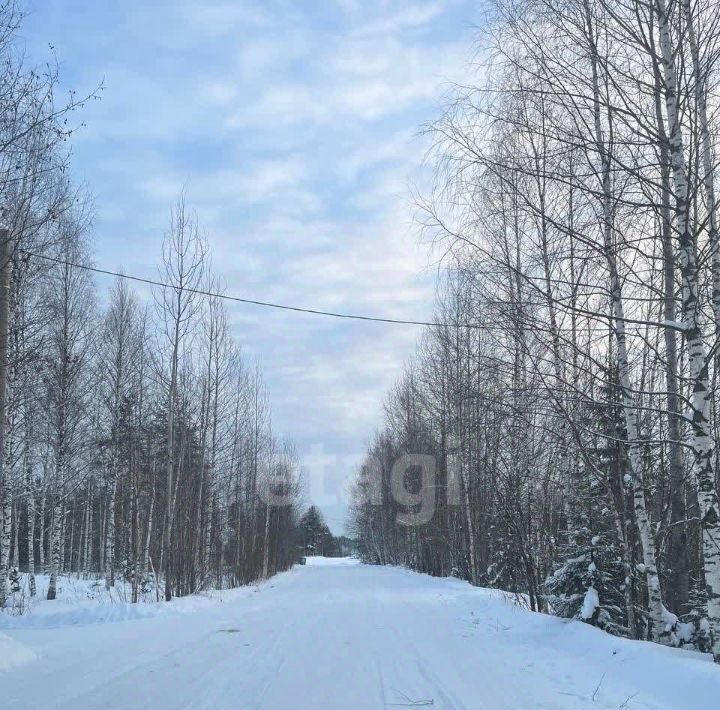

left=0, top=572, right=280, bottom=630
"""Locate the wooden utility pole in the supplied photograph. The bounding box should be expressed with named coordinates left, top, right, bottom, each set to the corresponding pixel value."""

left=0, top=226, right=13, bottom=607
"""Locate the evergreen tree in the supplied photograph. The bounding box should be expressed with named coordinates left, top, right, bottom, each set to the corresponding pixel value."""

left=297, top=506, right=337, bottom=557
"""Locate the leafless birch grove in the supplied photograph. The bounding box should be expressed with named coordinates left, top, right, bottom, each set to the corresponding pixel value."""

left=0, top=3, right=301, bottom=611
left=351, top=0, right=720, bottom=661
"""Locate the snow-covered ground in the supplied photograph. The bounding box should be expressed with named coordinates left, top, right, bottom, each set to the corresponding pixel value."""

left=2, top=558, right=718, bottom=708
left=0, top=573, right=239, bottom=629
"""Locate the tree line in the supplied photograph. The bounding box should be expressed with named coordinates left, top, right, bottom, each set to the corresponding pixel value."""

left=0, top=2, right=301, bottom=609
left=351, top=0, right=720, bottom=662
left=295, top=505, right=358, bottom=558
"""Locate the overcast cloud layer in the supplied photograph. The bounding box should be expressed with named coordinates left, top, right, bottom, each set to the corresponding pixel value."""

left=24, top=0, right=478, bottom=532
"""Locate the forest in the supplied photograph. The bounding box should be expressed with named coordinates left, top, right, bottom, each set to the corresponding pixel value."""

left=350, top=0, right=720, bottom=663
left=0, top=1, right=302, bottom=610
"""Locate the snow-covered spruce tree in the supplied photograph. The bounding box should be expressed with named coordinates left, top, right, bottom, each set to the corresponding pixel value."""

left=296, top=506, right=336, bottom=558
left=544, top=461, right=626, bottom=635
left=544, top=363, right=627, bottom=635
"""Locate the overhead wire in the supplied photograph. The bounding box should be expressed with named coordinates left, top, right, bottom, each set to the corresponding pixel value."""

left=19, top=248, right=511, bottom=331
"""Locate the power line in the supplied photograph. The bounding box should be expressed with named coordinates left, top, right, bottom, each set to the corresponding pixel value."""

left=20, top=248, right=505, bottom=331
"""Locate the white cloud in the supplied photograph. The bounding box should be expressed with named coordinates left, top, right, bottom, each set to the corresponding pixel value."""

left=178, top=1, right=274, bottom=36
left=342, top=0, right=452, bottom=36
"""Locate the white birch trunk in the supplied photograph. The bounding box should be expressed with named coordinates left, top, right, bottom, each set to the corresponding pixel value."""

left=583, top=0, right=668, bottom=640
left=0, top=229, right=12, bottom=607
left=0, top=497, right=9, bottom=606
left=657, top=0, right=720, bottom=660
left=46, top=500, right=62, bottom=600
left=682, top=0, right=720, bottom=331
left=262, top=503, right=270, bottom=579
left=25, top=469, right=35, bottom=595
left=38, top=492, right=45, bottom=572
left=105, top=472, right=117, bottom=588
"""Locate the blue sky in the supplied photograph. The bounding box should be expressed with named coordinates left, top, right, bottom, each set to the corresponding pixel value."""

left=23, top=0, right=479, bottom=532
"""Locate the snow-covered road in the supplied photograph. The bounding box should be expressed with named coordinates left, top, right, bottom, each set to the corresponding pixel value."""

left=2, top=557, right=719, bottom=709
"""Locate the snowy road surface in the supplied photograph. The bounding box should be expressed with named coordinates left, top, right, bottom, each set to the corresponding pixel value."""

left=2, top=557, right=719, bottom=709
